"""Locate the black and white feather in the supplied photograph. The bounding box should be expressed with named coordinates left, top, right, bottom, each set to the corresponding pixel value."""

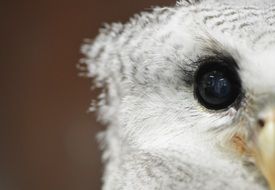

left=81, top=0, right=275, bottom=189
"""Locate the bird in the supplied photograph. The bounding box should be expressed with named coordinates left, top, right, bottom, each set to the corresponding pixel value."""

left=81, top=0, right=275, bottom=189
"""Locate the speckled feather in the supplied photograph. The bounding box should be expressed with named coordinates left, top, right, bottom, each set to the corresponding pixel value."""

left=82, top=0, right=275, bottom=189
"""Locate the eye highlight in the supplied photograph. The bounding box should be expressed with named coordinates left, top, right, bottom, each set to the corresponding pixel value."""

left=194, top=57, right=241, bottom=110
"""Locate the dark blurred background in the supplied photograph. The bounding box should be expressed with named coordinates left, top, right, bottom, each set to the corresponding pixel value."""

left=1, top=1, right=174, bottom=190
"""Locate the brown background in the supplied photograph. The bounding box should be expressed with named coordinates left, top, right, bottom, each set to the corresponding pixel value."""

left=1, top=1, right=174, bottom=190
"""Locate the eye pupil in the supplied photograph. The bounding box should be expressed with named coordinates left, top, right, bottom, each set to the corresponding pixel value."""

left=200, top=71, right=231, bottom=104
left=195, top=61, right=241, bottom=110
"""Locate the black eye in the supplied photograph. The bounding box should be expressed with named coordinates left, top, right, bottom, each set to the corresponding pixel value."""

left=194, top=59, right=241, bottom=110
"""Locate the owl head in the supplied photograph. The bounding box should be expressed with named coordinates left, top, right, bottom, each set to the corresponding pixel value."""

left=82, top=0, right=275, bottom=189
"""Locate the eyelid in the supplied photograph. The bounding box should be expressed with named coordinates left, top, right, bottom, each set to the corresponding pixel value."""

left=178, top=54, right=239, bottom=88
left=196, top=55, right=239, bottom=71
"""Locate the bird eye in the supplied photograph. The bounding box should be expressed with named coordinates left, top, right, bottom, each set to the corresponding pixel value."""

left=194, top=59, right=241, bottom=110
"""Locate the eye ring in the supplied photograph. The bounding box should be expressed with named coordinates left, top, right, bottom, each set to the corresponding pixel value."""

left=194, top=57, right=241, bottom=110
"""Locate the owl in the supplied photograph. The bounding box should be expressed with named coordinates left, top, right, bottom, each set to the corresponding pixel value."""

left=81, top=0, right=275, bottom=189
